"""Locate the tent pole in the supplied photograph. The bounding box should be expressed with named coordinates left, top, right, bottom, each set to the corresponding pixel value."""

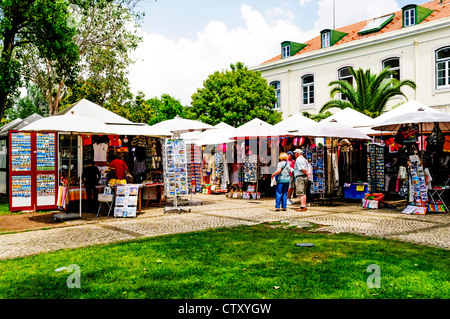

left=79, top=135, right=82, bottom=217
left=67, top=133, right=73, bottom=210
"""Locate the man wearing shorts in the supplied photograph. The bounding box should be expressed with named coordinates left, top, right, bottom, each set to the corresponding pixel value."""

left=293, top=149, right=308, bottom=211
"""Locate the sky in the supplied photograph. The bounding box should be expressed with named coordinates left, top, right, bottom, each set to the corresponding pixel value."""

left=129, top=0, right=426, bottom=106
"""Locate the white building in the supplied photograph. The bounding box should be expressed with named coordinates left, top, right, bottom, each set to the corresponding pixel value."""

left=252, top=0, right=450, bottom=118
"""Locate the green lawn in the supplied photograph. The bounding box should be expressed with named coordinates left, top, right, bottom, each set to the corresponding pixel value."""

left=0, top=223, right=448, bottom=299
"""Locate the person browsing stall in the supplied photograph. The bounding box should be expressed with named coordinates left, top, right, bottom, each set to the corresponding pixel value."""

left=286, top=151, right=296, bottom=205
left=293, top=149, right=309, bottom=211
left=108, top=153, right=128, bottom=180
left=82, top=158, right=101, bottom=213
left=271, top=152, right=291, bottom=211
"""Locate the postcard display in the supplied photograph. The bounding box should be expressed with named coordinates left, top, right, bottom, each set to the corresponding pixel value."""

left=187, top=144, right=202, bottom=193
left=163, top=139, right=188, bottom=197
left=244, top=155, right=257, bottom=183
left=367, top=143, right=385, bottom=192
left=402, top=155, right=428, bottom=215
left=304, top=147, right=326, bottom=194
left=114, top=184, right=139, bottom=218
left=9, top=131, right=57, bottom=211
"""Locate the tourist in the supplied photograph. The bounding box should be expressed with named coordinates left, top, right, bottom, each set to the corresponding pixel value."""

left=108, top=153, right=129, bottom=180
left=82, top=158, right=101, bottom=213
left=293, top=149, right=309, bottom=211
left=286, top=151, right=296, bottom=205
left=271, top=152, right=291, bottom=211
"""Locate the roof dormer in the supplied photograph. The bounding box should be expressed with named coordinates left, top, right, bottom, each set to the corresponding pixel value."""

left=402, top=4, right=433, bottom=28
left=320, top=29, right=348, bottom=48
left=281, top=41, right=308, bottom=58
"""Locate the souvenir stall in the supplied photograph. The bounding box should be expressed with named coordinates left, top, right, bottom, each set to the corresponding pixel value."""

left=152, top=116, right=214, bottom=212
left=226, top=120, right=293, bottom=199
left=8, top=131, right=58, bottom=212
left=294, top=119, right=372, bottom=204
left=19, top=113, right=172, bottom=218
left=184, top=122, right=235, bottom=196
left=372, top=106, right=450, bottom=214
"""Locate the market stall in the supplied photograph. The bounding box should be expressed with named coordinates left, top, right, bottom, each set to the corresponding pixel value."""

left=227, top=119, right=293, bottom=198
left=294, top=119, right=372, bottom=203
left=372, top=105, right=450, bottom=214
left=18, top=103, right=172, bottom=218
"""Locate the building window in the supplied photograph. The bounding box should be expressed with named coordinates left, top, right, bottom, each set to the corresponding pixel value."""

left=271, top=81, right=281, bottom=109
left=282, top=45, right=290, bottom=58
left=302, top=75, right=315, bottom=107
left=322, top=32, right=331, bottom=48
left=436, top=47, right=450, bottom=89
left=338, top=67, right=353, bottom=100
left=404, top=8, right=416, bottom=27
left=383, top=57, right=400, bottom=81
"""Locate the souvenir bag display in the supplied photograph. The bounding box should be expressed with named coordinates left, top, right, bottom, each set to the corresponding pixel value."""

left=426, top=122, right=444, bottom=153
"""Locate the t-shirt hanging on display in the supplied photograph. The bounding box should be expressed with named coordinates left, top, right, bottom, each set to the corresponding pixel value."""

left=93, top=142, right=108, bottom=162
left=163, top=139, right=188, bottom=196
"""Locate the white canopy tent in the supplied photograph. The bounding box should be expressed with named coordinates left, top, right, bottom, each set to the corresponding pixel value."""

left=371, top=103, right=450, bottom=132
left=20, top=113, right=120, bottom=217
left=57, top=98, right=133, bottom=124
left=230, top=118, right=292, bottom=139
left=152, top=115, right=214, bottom=135
left=294, top=119, right=371, bottom=140
left=274, top=113, right=316, bottom=132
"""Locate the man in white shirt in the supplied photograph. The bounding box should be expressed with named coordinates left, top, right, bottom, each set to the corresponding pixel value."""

left=293, top=149, right=309, bottom=211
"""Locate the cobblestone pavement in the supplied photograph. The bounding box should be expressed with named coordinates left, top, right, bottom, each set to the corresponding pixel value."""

left=1, top=194, right=449, bottom=260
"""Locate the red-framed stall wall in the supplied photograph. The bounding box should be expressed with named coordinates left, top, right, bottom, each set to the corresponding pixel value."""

left=8, top=130, right=58, bottom=212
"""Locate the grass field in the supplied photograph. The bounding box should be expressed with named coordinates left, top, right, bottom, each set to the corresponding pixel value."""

left=0, top=223, right=448, bottom=299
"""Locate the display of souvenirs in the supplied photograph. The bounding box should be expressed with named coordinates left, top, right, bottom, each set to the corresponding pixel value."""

left=408, top=156, right=428, bottom=207
left=10, top=132, right=31, bottom=171
left=11, top=175, right=32, bottom=198
left=163, top=139, right=189, bottom=196
left=214, top=152, right=224, bottom=184
left=244, top=155, right=257, bottom=182
left=367, top=143, right=385, bottom=192
left=36, top=133, right=56, bottom=171
left=36, top=174, right=55, bottom=197
left=304, top=147, right=326, bottom=194
left=114, top=184, right=139, bottom=218
left=187, top=144, right=202, bottom=193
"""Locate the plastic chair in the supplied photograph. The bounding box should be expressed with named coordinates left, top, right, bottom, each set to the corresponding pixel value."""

left=97, top=187, right=114, bottom=217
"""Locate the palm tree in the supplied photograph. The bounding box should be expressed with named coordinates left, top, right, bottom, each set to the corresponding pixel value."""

left=319, top=67, right=416, bottom=118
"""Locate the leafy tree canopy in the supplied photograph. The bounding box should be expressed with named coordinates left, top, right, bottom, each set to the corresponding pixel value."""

left=189, top=62, right=282, bottom=127
left=104, top=92, right=186, bottom=125
left=0, top=0, right=79, bottom=118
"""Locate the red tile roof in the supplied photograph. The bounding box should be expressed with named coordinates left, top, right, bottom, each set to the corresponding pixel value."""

left=262, top=0, right=450, bottom=64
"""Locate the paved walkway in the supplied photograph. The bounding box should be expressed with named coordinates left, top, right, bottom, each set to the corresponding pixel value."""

left=1, top=194, right=449, bottom=260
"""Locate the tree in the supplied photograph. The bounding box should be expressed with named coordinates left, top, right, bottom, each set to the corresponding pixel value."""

left=0, top=0, right=79, bottom=119
left=189, top=62, right=282, bottom=127
left=21, top=0, right=142, bottom=115
left=6, top=82, right=47, bottom=120
left=146, top=94, right=187, bottom=125
left=319, top=67, right=416, bottom=118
